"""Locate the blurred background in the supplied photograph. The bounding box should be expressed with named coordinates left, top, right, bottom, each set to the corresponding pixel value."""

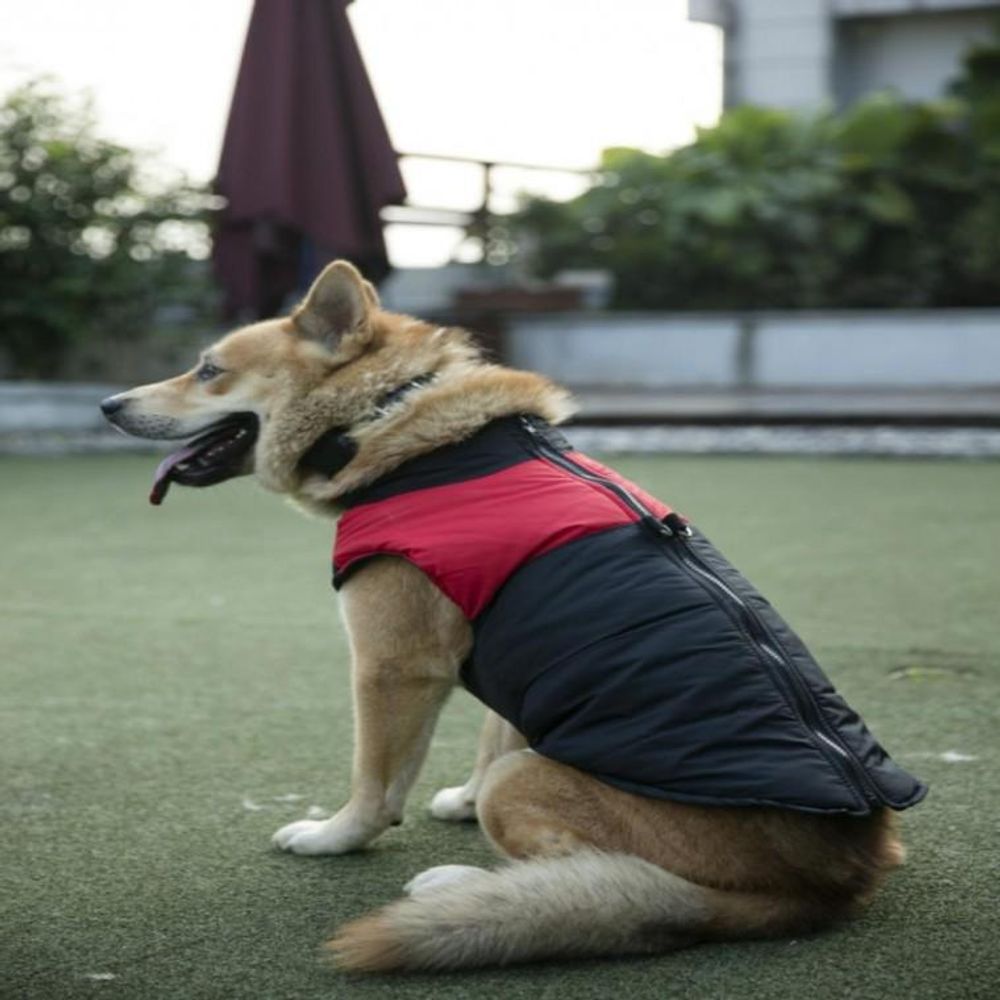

left=2, top=0, right=999, bottom=455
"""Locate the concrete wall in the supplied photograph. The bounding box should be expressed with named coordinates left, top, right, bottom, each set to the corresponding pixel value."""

left=0, top=382, right=119, bottom=433
left=705, top=0, right=1000, bottom=109
left=834, top=9, right=999, bottom=106
left=753, top=312, right=1000, bottom=386
left=505, top=310, right=1000, bottom=388
left=506, top=314, right=742, bottom=387
left=724, top=0, right=833, bottom=109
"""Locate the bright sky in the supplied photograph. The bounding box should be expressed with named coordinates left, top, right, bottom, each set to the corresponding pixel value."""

left=0, top=0, right=722, bottom=265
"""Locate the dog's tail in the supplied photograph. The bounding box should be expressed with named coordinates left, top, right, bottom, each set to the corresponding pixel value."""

left=327, top=851, right=837, bottom=973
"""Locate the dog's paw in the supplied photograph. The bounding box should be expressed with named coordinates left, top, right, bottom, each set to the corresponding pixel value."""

left=429, top=785, right=478, bottom=822
left=404, top=864, right=486, bottom=897
left=271, top=817, right=372, bottom=855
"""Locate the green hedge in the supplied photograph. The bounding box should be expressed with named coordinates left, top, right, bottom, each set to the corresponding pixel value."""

left=510, top=33, right=1000, bottom=311
left=0, top=82, right=216, bottom=377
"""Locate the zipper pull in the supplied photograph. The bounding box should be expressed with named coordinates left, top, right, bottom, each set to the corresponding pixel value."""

left=643, top=514, right=675, bottom=539
left=661, top=511, right=692, bottom=539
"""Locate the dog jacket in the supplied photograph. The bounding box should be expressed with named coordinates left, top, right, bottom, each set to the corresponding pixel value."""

left=333, top=416, right=926, bottom=815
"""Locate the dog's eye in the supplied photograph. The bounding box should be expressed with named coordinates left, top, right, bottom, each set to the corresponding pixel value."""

left=196, top=362, right=223, bottom=382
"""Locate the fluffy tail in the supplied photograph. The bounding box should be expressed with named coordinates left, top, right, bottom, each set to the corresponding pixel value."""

left=327, top=851, right=833, bottom=973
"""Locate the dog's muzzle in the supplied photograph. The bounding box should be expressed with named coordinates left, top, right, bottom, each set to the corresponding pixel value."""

left=147, top=413, right=259, bottom=505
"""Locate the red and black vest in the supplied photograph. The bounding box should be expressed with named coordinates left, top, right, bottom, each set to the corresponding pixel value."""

left=334, top=415, right=926, bottom=816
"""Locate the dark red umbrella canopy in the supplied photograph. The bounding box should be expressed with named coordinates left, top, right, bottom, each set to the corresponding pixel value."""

left=214, top=0, right=406, bottom=319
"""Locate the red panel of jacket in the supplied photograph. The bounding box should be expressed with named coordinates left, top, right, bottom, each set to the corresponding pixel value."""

left=333, top=452, right=671, bottom=619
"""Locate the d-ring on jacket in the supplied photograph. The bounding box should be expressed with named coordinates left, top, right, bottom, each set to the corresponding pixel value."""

left=333, top=416, right=927, bottom=816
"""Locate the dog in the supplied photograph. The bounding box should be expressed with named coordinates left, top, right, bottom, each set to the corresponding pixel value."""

left=101, top=260, right=925, bottom=972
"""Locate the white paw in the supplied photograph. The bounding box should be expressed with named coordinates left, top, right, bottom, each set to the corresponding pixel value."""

left=271, top=816, right=372, bottom=855
left=404, top=864, right=486, bottom=897
left=429, top=785, right=478, bottom=822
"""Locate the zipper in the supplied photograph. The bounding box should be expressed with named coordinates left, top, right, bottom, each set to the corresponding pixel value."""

left=669, top=536, right=879, bottom=805
left=520, top=417, right=673, bottom=540
left=520, top=415, right=877, bottom=807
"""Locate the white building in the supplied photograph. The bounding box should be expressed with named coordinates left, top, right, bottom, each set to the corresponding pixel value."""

left=689, top=0, right=1000, bottom=109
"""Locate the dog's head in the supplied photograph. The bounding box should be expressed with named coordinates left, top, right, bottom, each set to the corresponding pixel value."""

left=101, top=260, right=462, bottom=505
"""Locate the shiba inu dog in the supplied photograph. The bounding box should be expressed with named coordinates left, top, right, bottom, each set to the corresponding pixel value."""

left=101, top=261, right=923, bottom=973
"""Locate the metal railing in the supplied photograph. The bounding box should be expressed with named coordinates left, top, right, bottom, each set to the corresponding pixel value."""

left=383, top=151, right=596, bottom=262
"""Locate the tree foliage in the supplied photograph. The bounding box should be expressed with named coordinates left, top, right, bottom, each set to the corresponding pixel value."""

left=0, top=81, right=217, bottom=377
left=510, top=33, right=1000, bottom=310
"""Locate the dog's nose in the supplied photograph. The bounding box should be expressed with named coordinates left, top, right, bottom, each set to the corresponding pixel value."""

left=100, top=396, right=125, bottom=417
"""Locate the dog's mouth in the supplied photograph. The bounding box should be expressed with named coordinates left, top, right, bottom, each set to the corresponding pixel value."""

left=149, top=413, right=259, bottom=506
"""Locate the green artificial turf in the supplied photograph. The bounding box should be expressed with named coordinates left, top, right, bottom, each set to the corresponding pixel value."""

left=2, top=452, right=998, bottom=999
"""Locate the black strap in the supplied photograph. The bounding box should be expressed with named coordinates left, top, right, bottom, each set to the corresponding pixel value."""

left=371, top=373, right=437, bottom=417
left=298, top=373, right=437, bottom=478
left=298, top=430, right=358, bottom=478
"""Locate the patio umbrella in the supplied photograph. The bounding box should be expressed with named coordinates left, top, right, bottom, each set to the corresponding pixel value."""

left=214, top=0, right=406, bottom=319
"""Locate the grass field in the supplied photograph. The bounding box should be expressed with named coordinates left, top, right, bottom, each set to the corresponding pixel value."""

left=3, top=452, right=999, bottom=1000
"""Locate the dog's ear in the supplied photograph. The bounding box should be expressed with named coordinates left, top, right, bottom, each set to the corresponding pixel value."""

left=293, top=260, right=375, bottom=351
left=362, top=279, right=381, bottom=310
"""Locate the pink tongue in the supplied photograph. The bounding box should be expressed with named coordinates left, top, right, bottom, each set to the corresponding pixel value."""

left=149, top=444, right=201, bottom=506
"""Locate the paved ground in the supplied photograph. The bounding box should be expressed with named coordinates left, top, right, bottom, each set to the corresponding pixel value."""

left=569, top=424, right=1000, bottom=458
left=2, top=453, right=998, bottom=999
left=573, top=386, right=1000, bottom=424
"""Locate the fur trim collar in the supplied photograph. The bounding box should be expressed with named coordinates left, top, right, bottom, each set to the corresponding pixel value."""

left=284, top=363, right=574, bottom=517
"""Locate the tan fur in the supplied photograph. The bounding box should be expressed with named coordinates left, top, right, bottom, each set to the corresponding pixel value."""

left=328, top=748, right=902, bottom=972
left=106, top=261, right=909, bottom=973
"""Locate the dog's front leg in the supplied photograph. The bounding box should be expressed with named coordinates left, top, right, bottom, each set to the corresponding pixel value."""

left=272, top=668, right=452, bottom=855
left=273, top=557, right=470, bottom=856
left=430, top=709, right=527, bottom=821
